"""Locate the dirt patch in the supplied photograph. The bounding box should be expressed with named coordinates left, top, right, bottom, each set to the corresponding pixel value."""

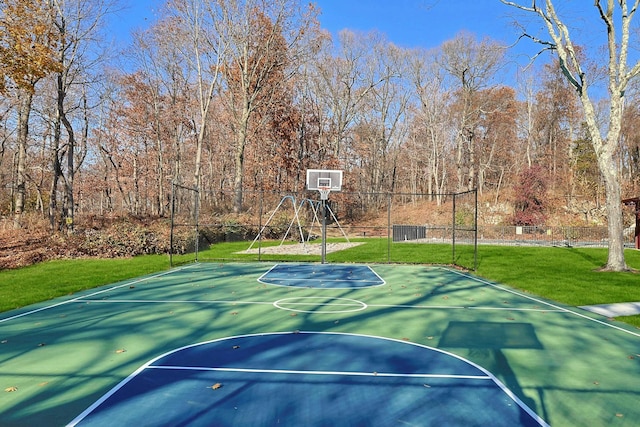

left=240, top=242, right=363, bottom=255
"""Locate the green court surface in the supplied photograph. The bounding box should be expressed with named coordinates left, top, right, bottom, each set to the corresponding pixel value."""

left=1, top=262, right=639, bottom=426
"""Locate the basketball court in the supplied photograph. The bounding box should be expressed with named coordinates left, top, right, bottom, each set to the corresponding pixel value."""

left=1, top=262, right=639, bottom=426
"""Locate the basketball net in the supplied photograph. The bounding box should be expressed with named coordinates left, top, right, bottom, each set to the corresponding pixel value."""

left=318, top=186, right=331, bottom=201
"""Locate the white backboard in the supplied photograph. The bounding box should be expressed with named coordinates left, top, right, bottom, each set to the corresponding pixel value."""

left=306, top=169, right=343, bottom=191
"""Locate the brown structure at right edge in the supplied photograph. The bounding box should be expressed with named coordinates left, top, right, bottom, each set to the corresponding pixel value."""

left=623, top=197, right=640, bottom=249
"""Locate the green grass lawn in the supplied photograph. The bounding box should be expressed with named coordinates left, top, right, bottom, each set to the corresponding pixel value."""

left=2, top=240, right=639, bottom=326
left=0, top=254, right=184, bottom=313
left=474, top=245, right=640, bottom=328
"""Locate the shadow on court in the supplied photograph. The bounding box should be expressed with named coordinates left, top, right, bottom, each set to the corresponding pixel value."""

left=1, top=262, right=639, bottom=426
left=440, top=321, right=546, bottom=424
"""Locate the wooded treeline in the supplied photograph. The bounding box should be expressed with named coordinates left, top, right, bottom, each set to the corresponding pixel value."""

left=1, top=0, right=640, bottom=232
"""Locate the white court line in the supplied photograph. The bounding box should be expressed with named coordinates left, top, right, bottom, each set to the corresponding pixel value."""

left=274, top=301, right=365, bottom=307
left=146, top=364, right=492, bottom=380
left=366, top=303, right=563, bottom=313
left=466, top=306, right=564, bottom=312
left=444, top=267, right=640, bottom=338
left=74, top=297, right=564, bottom=314
left=75, top=299, right=274, bottom=306
left=0, top=264, right=197, bottom=323
left=263, top=278, right=383, bottom=283
left=74, top=298, right=562, bottom=314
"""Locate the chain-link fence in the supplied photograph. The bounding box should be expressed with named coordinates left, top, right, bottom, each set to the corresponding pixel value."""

left=169, top=187, right=635, bottom=269
left=476, top=225, right=634, bottom=248
left=169, top=188, right=480, bottom=269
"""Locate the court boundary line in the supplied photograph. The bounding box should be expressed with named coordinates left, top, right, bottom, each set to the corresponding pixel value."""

left=445, top=267, right=640, bottom=338
left=72, top=299, right=275, bottom=306
left=0, top=264, right=198, bottom=324
left=146, top=364, right=492, bottom=380
left=66, top=331, right=550, bottom=427
left=73, top=297, right=565, bottom=314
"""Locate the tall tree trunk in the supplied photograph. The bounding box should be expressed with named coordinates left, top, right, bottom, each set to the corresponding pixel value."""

left=156, top=134, right=165, bottom=216
left=48, top=152, right=62, bottom=231
left=194, top=124, right=204, bottom=194
left=13, top=89, right=34, bottom=228
left=467, top=130, right=476, bottom=191
left=456, top=135, right=464, bottom=192
left=600, top=155, right=627, bottom=270
left=233, top=106, right=250, bottom=213
left=60, top=110, right=75, bottom=231
left=582, top=90, right=629, bottom=271
left=49, top=86, right=63, bottom=231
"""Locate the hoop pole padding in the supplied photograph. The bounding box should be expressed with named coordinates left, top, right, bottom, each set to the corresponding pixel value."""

left=170, top=182, right=175, bottom=267
left=321, top=199, right=327, bottom=263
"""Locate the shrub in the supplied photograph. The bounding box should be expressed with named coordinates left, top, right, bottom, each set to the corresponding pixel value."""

left=512, top=165, right=548, bottom=226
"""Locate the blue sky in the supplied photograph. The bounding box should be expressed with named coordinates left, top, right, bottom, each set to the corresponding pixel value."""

left=109, top=0, right=607, bottom=72
left=112, top=0, right=523, bottom=49
left=313, top=0, right=517, bottom=49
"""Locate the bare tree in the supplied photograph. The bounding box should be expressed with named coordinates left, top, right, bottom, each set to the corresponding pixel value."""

left=439, top=31, right=505, bottom=192
left=164, top=0, right=228, bottom=194
left=309, top=30, right=392, bottom=163
left=353, top=40, right=409, bottom=199
left=0, top=0, right=62, bottom=227
left=219, top=0, right=317, bottom=212
left=501, top=0, right=638, bottom=271
left=407, top=48, right=452, bottom=203
left=127, top=17, right=193, bottom=217
left=47, top=0, right=113, bottom=232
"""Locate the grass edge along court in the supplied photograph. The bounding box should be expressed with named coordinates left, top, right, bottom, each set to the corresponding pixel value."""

left=1, top=258, right=640, bottom=426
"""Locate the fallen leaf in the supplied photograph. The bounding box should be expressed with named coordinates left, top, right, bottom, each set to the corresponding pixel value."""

left=4, top=386, right=18, bottom=392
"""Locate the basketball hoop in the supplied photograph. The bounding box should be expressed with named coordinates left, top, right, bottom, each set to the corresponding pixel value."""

left=306, top=169, right=342, bottom=264
left=318, top=186, right=331, bottom=201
